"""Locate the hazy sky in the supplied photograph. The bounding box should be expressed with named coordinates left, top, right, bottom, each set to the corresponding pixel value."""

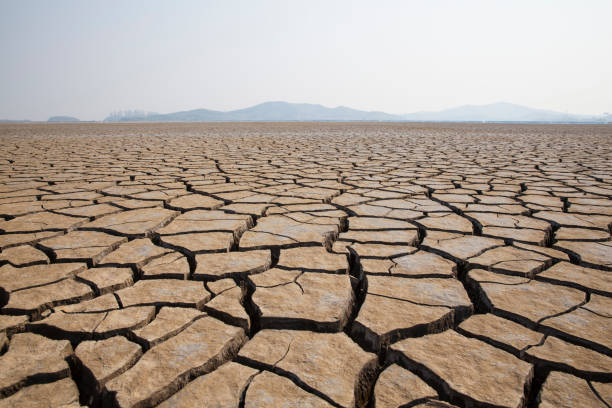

left=1, top=1, right=611, bottom=120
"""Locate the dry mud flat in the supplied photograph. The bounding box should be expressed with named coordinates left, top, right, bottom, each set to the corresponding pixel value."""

left=0, top=122, right=611, bottom=408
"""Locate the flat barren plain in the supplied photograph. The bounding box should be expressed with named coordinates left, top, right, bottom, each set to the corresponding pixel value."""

left=0, top=122, right=611, bottom=408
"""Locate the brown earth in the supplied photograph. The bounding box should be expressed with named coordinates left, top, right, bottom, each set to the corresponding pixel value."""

left=0, top=122, right=611, bottom=407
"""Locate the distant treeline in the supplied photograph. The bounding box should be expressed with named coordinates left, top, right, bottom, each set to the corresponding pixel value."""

left=104, top=110, right=159, bottom=122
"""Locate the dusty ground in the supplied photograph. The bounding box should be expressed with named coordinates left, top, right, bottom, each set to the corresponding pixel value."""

left=0, top=122, right=611, bottom=408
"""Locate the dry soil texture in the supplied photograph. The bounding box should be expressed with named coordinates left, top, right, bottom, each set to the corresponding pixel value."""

left=0, top=122, right=611, bottom=408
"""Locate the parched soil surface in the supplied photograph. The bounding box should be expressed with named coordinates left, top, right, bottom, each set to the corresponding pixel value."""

left=0, top=122, right=611, bottom=408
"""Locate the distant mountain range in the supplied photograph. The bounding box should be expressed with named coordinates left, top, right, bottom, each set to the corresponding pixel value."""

left=104, top=102, right=399, bottom=122
left=104, top=101, right=611, bottom=123
left=402, top=102, right=611, bottom=123
left=1, top=102, right=610, bottom=123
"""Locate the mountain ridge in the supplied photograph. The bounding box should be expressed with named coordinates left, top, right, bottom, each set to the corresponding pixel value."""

left=400, top=102, right=609, bottom=122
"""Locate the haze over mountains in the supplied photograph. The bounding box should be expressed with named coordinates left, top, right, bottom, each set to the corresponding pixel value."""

left=104, top=102, right=610, bottom=123
left=2, top=102, right=610, bottom=123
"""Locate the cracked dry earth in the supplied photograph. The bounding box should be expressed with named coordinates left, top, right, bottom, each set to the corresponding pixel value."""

left=0, top=122, right=611, bottom=408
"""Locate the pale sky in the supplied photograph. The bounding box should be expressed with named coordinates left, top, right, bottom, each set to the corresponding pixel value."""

left=1, top=0, right=611, bottom=121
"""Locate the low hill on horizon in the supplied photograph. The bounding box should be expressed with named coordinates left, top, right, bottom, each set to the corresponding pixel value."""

left=48, top=116, right=80, bottom=122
